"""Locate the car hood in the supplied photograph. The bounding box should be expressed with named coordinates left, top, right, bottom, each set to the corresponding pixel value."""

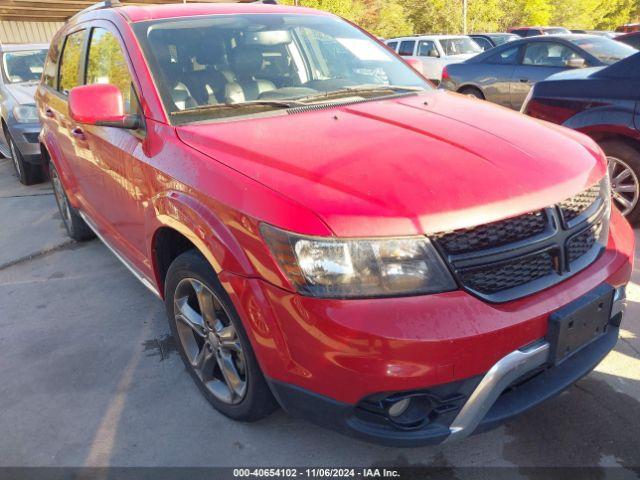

left=4, top=83, right=37, bottom=105
left=176, top=90, right=605, bottom=237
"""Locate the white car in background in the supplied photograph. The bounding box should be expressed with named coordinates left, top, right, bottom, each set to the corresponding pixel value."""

left=385, top=35, right=483, bottom=82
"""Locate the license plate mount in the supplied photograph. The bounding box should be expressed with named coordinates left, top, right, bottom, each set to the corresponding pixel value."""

left=546, top=284, right=614, bottom=365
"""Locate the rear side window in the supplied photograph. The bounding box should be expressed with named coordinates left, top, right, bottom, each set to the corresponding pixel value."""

left=386, top=41, right=398, bottom=51
left=43, top=36, right=63, bottom=88
left=398, top=40, right=416, bottom=56
left=86, top=28, right=134, bottom=113
left=58, top=29, right=86, bottom=95
left=486, top=46, right=520, bottom=65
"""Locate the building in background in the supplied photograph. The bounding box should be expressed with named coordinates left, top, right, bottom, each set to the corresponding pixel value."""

left=0, top=0, right=241, bottom=44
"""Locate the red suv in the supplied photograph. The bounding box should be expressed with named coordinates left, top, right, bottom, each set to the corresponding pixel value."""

left=37, top=1, right=634, bottom=446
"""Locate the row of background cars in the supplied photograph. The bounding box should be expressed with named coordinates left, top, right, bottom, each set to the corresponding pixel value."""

left=385, top=27, right=640, bottom=220
left=1, top=22, right=640, bottom=222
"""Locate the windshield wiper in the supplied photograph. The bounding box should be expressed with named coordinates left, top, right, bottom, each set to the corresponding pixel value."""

left=172, top=99, right=306, bottom=116
left=292, top=84, right=426, bottom=103
left=172, top=85, right=425, bottom=117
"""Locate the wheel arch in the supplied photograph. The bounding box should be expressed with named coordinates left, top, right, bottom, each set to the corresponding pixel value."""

left=456, top=84, right=485, bottom=97
left=584, top=130, right=640, bottom=154
left=150, top=191, right=256, bottom=298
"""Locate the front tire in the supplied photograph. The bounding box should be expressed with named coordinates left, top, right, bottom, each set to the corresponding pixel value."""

left=601, top=140, right=640, bottom=223
left=7, top=130, right=42, bottom=185
left=49, top=160, right=95, bottom=241
left=164, top=249, right=278, bottom=421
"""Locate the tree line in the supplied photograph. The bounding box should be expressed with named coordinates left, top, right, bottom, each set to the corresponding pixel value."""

left=281, top=0, right=640, bottom=38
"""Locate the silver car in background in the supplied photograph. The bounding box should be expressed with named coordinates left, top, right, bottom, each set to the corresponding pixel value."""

left=439, top=34, right=636, bottom=110
left=386, top=35, right=483, bottom=83
left=1, top=43, right=48, bottom=185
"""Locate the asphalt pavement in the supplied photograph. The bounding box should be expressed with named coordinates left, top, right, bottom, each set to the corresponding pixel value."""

left=0, top=156, right=639, bottom=471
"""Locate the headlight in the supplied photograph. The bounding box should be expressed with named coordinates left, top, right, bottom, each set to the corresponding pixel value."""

left=261, top=224, right=457, bottom=298
left=13, top=105, right=38, bottom=123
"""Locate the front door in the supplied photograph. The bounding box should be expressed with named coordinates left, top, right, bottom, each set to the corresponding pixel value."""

left=72, top=23, right=151, bottom=274
left=510, top=41, right=585, bottom=109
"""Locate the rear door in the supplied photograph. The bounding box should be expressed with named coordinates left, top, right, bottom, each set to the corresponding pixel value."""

left=510, top=41, right=587, bottom=109
left=39, top=28, right=89, bottom=205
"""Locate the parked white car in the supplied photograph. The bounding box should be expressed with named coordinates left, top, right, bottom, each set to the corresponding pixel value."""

left=385, top=35, right=483, bottom=82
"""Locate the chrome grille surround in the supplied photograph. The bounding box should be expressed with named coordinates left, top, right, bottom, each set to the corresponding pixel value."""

left=432, top=177, right=610, bottom=303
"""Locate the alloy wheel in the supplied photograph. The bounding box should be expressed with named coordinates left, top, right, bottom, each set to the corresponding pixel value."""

left=173, top=278, right=247, bottom=405
left=51, top=166, right=72, bottom=228
left=608, top=156, right=639, bottom=216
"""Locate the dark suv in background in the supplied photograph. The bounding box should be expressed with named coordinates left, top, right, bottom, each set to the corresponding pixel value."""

left=523, top=52, right=640, bottom=222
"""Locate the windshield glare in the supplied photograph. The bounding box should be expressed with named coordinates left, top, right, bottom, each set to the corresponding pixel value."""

left=133, top=14, right=430, bottom=122
left=440, top=37, right=482, bottom=55
left=2, top=49, right=47, bottom=84
left=570, top=36, right=636, bottom=64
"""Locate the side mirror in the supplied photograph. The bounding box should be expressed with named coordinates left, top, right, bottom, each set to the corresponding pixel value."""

left=566, top=57, right=586, bottom=69
left=405, top=58, right=425, bottom=76
left=69, top=83, right=139, bottom=129
left=429, top=49, right=440, bottom=58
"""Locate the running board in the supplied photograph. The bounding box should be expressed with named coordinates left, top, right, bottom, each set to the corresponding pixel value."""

left=0, top=142, right=11, bottom=158
left=78, top=211, right=161, bottom=298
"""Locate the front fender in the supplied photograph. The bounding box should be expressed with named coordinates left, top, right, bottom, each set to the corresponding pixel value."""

left=564, top=101, right=639, bottom=142
left=149, top=190, right=256, bottom=282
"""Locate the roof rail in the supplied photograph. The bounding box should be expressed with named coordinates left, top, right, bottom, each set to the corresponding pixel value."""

left=69, top=0, right=277, bottom=21
left=70, top=0, right=121, bottom=20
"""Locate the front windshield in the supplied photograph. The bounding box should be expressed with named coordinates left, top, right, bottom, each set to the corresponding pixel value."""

left=2, top=49, right=47, bottom=84
left=570, top=36, right=636, bottom=64
left=133, top=13, right=430, bottom=123
left=439, top=37, right=482, bottom=55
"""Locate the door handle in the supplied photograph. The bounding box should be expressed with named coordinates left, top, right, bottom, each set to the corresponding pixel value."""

left=71, top=127, right=86, bottom=141
left=45, top=108, right=55, bottom=118
left=519, top=78, right=530, bottom=83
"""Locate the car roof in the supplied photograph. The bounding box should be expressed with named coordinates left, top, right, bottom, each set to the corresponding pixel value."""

left=0, top=43, right=49, bottom=52
left=114, top=2, right=330, bottom=23
left=388, top=35, right=469, bottom=41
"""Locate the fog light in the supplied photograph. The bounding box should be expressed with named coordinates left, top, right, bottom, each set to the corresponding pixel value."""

left=388, top=398, right=411, bottom=417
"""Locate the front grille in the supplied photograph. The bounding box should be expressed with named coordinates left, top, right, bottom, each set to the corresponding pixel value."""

left=459, top=251, right=555, bottom=295
left=559, top=183, right=600, bottom=223
left=567, top=221, right=603, bottom=262
left=432, top=180, right=608, bottom=302
left=433, top=211, right=547, bottom=255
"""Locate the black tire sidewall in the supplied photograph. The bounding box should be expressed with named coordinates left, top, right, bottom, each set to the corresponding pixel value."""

left=48, top=160, right=94, bottom=241
left=601, top=140, right=640, bottom=224
left=164, top=249, right=277, bottom=421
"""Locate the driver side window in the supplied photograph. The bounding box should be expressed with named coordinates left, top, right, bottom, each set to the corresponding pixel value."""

left=522, top=42, right=584, bottom=67
left=85, top=28, right=134, bottom=114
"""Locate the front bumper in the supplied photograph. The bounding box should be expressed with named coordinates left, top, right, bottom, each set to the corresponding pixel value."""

left=6, top=121, right=42, bottom=162
left=269, top=309, right=622, bottom=447
left=219, top=210, right=633, bottom=445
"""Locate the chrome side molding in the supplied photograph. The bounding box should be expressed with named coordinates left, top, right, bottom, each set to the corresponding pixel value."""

left=78, top=211, right=161, bottom=298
